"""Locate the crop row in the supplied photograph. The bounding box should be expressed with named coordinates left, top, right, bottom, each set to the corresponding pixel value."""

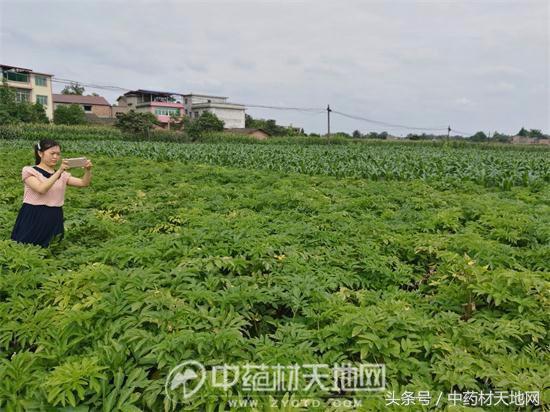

left=1, top=146, right=548, bottom=410
left=3, top=139, right=549, bottom=189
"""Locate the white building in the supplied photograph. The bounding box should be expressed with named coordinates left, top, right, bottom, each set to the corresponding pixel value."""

left=182, top=94, right=245, bottom=128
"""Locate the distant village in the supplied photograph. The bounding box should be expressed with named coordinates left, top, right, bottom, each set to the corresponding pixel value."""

left=1, top=63, right=548, bottom=144
left=0, top=63, right=281, bottom=139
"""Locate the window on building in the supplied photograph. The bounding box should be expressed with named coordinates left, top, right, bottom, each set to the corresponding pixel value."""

left=154, top=108, right=181, bottom=116
left=35, top=75, right=47, bottom=86
left=83, top=105, right=92, bottom=112
left=3, top=71, right=29, bottom=83
left=15, top=89, right=31, bottom=103
left=36, top=95, right=48, bottom=106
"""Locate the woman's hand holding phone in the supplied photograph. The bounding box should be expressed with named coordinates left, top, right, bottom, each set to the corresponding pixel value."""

left=59, top=159, right=70, bottom=172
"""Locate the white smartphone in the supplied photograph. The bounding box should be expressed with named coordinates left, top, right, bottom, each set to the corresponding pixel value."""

left=65, top=157, right=88, bottom=168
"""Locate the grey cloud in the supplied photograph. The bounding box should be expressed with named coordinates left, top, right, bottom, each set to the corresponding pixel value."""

left=231, top=58, right=256, bottom=71
left=185, top=61, right=209, bottom=73
left=1, top=0, right=547, bottom=134
left=285, top=56, right=302, bottom=66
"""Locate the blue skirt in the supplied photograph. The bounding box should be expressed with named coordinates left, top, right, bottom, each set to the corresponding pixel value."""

left=11, top=203, right=64, bottom=248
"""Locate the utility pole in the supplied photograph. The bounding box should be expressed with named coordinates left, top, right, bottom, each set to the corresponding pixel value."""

left=327, top=104, right=332, bottom=138
left=447, top=125, right=451, bottom=140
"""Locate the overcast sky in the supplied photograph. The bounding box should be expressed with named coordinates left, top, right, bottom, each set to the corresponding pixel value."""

left=1, top=0, right=548, bottom=135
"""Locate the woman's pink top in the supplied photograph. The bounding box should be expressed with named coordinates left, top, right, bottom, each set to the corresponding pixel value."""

left=22, top=166, right=71, bottom=207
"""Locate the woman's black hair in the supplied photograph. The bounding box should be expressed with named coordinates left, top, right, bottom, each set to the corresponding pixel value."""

left=34, top=139, right=60, bottom=165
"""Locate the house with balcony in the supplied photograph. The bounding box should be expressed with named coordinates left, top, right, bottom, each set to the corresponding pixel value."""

left=1, top=64, right=54, bottom=120
left=115, top=89, right=185, bottom=128
left=183, top=94, right=245, bottom=128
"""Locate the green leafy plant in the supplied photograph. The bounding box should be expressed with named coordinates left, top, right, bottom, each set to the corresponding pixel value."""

left=54, top=104, right=88, bottom=125
left=0, top=139, right=548, bottom=409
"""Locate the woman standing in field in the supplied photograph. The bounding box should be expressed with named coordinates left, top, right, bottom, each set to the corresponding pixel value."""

left=11, top=139, right=93, bottom=248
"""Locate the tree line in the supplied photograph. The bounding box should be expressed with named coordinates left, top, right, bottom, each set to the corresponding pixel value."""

left=1, top=81, right=547, bottom=141
left=348, top=129, right=548, bottom=142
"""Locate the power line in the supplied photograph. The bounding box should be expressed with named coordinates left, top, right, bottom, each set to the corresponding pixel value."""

left=451, top=129, right=475, bottom=136
left=240, top=103, right=325, bottom=113
left=51, top=77, right=130, bottom=92
left=50, top=75, right=476, bottom=135
left=331, top=109, right=449, bottom=132
left=52, top=77, right=324, bottom=112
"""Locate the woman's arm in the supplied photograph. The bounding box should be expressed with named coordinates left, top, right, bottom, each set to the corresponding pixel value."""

left=67, top=160, right=93, bottom=188
left=25, top=161, right=69, bottom=194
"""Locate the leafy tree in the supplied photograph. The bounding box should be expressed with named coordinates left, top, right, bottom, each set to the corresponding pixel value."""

left=245, top=114, right=290, bottom=136
left=0, top=80, right=49, bottom=124
left=366, top=131, right=389, bottom=140
left=0, top=81, right=19, bottom=124
left=517, top=127, right=529, bottom=137
left=263, top=119, right=279, bottom=135
left=183, top=117, right=202, bottom=140
left=61, top=82, right=85, bottom=95
left=0, top=110, right=11, bottom=125
left=470, top=131, right=488, bottom=142
left=527, top=129, right=543, bottom=138
left=24, top=103, right=49, bottom=123
left=515, top=128, right=546, bottom=139
left=183, top=111, right=224, bottom=140
left=54, top=104, right=87, bottom=125
left=168, top=113, right=184, bottom=131
left=492, top=131, right=510, bottom=143
left=115, top=110, right=159, bottom=135
left=352, top=130, right=362, bottom=139
left=0, top=80, right=16, bottom=105
left=196, top=111, right=224, bottom=132
left=245, top=114, right=255, bottom=128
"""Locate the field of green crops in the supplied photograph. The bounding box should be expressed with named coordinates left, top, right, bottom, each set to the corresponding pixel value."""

left=0, top=138, right=549, bottom=411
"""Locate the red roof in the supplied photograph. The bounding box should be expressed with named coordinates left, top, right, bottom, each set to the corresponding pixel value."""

left=53, top=94, right=111, bottom=106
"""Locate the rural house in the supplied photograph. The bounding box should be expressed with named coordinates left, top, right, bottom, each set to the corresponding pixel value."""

left=511, top=135, right=550, bottom=145
left=225, top=128, right=271, bottom=140
left=115, top=89, right=185, bottom=128
left=0, top=63, right=54, bottom=119
left=183, top=94, right=245, bottom=128
left=53, top=94, right=112, bottom=118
